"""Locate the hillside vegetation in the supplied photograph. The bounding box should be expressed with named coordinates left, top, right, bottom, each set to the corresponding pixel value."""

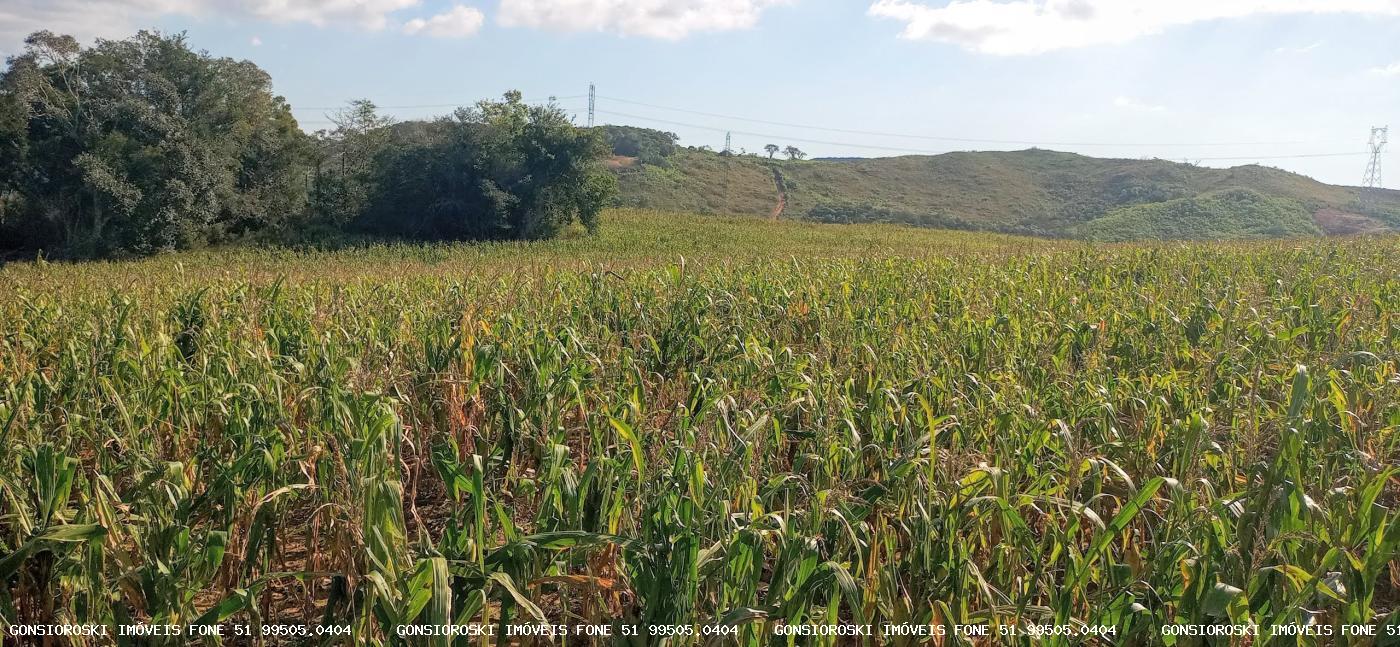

left=607, top=134, right=1400, bottom=240
left=1076, top=188, right=1321, bottom=241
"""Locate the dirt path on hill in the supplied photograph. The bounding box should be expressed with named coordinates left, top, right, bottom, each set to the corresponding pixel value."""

left=769, top=167, right=786, bottom=221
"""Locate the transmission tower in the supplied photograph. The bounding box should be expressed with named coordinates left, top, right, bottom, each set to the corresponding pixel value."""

left=587, top=83, right=595, bottom=128
left=1362, top=126, right=1387, bottom=193
left=724, top=131, right=732, bottom=154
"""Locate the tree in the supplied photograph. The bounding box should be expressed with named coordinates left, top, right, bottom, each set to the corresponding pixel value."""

left=0, top=30, right=310, bottom=257
left=309, top=99, right=394, bottom=224
left=783, top=145, right=806, bottom=161
left=764, top=144, right=779, bottom=159
left=362, top=91, right=616, bottom=241
left=599, top=125, right=676, bottom=166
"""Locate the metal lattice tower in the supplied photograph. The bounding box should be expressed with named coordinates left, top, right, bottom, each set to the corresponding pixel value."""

left=587, top=83, right=595, bottom=128
left=724, top=132, right=732, bottom=154
left=1362, top=126, right=1388, bottom=192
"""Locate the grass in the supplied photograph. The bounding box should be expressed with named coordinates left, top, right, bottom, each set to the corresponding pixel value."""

left=613, top=150, right=780, bottom=217
left=1, top=209, right=1398, bottom=644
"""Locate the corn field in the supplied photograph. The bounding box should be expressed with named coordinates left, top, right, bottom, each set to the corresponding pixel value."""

left=0, top=211, right=1398, bottom=645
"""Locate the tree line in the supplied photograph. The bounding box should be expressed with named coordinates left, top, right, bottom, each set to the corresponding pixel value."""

left=0, top=30, right=616, bottom=259
left=764, top=144, right=805, bottom=160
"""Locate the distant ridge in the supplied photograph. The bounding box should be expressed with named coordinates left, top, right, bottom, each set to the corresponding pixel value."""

left=602, top=127, right=1400, bottom=240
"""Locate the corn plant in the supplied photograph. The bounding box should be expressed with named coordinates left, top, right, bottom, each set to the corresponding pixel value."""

left=0, top=210, right=1396, bottom=645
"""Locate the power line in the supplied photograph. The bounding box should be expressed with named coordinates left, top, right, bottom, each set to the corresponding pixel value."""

left=593, top=108, right=1366, bottom=161
left=292, top=103, right=461, bottom=111
left=286, top=87, right=1370, bottom=163
left=595, top=109, right=949, bottom=154
left=595, top=94, right=1314, bottom=148
left=293, top=94, right=588, bottom=128
left=290, top=95, right=587, bottom=111
left=1193, top=151, right=1367, bottom=161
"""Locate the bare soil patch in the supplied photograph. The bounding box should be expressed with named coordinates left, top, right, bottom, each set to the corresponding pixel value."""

left=1313, top=208, right=1390, bottom=235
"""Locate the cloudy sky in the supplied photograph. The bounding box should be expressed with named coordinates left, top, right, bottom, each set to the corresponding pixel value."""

left=3, top=0, right=1399, bottom=186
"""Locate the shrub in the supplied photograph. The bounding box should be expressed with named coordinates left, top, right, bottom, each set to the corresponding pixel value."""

left=600, top=125, right=678, bottom=166
left=806, top=201, right=978, bottom=231
left=1076, top=188, right=1320, bottom=241
left=360, top=92, right=616, bottom=241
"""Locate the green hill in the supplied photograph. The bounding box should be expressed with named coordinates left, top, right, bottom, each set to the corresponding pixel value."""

left=603, top=130, right=1400, bottom=240
left=1074, top=188, right=1320, bottom=241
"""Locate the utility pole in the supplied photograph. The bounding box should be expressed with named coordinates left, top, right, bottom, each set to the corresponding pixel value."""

left=1362, top=126, right=1388, bottom=198
left=723, top=131, right=732, bottom=207
left=587, top=82, right=595, bottom=128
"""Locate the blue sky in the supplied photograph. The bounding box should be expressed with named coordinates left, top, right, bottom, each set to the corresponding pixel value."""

left=3, top=1, right=1400, bottom=186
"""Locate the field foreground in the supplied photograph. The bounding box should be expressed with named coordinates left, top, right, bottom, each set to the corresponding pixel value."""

left=1, top=210, right=1398, bottom=644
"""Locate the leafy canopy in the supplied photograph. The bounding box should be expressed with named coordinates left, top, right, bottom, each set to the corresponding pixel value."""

left=0, top=30, right=310, bottom=257
left=362, top=91, right=616, bottom=241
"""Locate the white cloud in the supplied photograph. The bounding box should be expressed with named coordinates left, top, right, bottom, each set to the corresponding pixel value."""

left=235, top=0, right=421, bottom=30
left=0, top=0, right=422, bottom=51
left=1273, top=40, right=1323, bottom=54
left=250, top=35, right=263, bottom=45
left=1113, top=95, right=1166, bottom=112
left=868, top=0, right=1400, bottom=55
left=403, top=4, right=485, bottom=37
left=497, top=0, right=790, bottom=39
left=0, top=0, right=189, bottom=50
left=1370, top=61, right=1400, bottom=76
